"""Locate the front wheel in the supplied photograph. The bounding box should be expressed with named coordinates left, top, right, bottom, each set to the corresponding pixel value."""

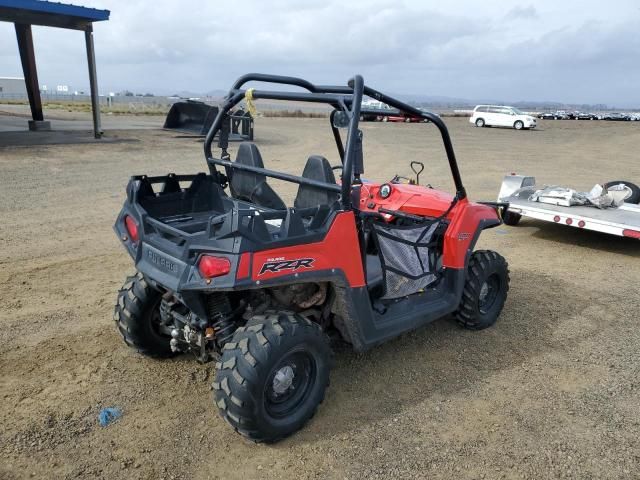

left=455, top=250, right=510, bottom=330
left=514, top=120, right=524, bottom=130
left=213, top=312, right=332, bottom=443
left=475, top=118, right=485, bottom=127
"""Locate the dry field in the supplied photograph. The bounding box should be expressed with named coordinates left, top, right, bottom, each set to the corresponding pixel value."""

left=1, top=116, right=639, bottom=479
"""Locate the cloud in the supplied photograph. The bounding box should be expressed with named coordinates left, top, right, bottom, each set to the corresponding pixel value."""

left=0, top=0, right=638, bottom=105
left=505, top=5, right=539, bottom=20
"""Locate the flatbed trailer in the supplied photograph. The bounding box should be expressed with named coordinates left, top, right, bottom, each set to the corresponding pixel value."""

left=498, top=174, right=640, bottom=240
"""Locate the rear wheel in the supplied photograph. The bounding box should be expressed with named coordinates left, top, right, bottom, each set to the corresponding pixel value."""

left=475, top=118, right=485, bottom=127
left=514, top=120, right=524, bottom=130
left=213, top=311, right=331, bottom=443
left=114, top=272, right=175, bottom=358
left=603, top=180, right=640, bottom=204
left=455, top=250, right=509, bottom=330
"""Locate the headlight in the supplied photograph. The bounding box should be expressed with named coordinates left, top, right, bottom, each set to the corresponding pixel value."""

left=379, top=184, right=392, bottom=198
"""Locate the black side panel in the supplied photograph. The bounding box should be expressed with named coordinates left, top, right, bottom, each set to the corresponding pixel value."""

left=335, top=268, right=465, bottom=352
left=230, top=143, right=286, bottom=210
left=294, top=155, right=340, bottom=210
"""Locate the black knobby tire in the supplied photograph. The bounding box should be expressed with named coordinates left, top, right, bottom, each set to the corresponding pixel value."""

left=213, top=312, right=331, bottom=443
left=502, top=210, right=521, bottom=226
left=114, top=272, right=174, bottom=358
left=455, top=250, right=510, bottom=330
left=603, top=180, right=640, bottom=204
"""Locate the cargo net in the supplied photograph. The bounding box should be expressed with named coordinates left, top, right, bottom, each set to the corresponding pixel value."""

left=371, top=221, right=441, bottom=300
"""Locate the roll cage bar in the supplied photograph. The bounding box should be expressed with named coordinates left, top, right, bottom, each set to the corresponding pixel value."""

left=204, top=73, right=466, bottom=210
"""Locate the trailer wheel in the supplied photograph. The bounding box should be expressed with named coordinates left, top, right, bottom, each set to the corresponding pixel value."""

left=502, top=211, right=521, bottom=226
left=603, top=180, right=640, bottom=204
left=455, top=250, right=509, bottom=331
left=213, top=312, right=331, bottom=443
left=114, top=272, right=175, bottom=358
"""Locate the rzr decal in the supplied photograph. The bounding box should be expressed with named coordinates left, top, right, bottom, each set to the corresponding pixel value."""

left=259, top=257, right=315, bottom=275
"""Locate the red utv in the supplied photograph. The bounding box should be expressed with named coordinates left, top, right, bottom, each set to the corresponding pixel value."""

left=114, top=73, right=510, bottom=443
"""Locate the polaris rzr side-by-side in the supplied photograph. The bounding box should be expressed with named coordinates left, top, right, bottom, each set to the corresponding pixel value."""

left=114, top=74, right=510, bottom=442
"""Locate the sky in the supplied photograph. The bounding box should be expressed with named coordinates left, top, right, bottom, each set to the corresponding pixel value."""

left=1, top=0, right=639, bottom=106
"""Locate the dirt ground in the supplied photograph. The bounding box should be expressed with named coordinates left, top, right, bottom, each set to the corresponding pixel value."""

left=1, top=115, right=639, bottom=480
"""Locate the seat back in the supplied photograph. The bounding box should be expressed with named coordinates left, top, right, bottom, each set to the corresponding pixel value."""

left=229, top=143, right=286, bottom=210
left=294, top=155, right=339, bottom=210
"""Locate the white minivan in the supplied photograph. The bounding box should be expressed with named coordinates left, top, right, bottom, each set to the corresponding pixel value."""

left=470, top=105, right=537, bottom=130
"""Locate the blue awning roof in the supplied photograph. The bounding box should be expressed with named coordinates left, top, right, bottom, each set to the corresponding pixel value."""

left=0, top=0, right=110, bottom=28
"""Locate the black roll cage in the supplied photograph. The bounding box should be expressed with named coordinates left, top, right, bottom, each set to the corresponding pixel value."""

left=204, top=73, right=467, bottom=210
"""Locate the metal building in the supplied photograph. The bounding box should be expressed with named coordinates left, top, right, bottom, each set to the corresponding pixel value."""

left=0, top=76, right=27, bottom=95
left=0, top=0, right=110, bottom=138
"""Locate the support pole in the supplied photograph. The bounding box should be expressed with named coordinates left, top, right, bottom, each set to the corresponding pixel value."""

left=84, top=25, right=102, bottom=138
left=15, top=23, right=49, bottom=130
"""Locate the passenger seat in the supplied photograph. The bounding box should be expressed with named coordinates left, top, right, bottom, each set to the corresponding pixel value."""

left=229, top=143, right=286, bottom=210
left=294, top=155, right=340, bottom=210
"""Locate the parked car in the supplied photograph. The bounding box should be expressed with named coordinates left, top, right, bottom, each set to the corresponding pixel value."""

left=470, top=105, right=537, bottom=130
left=537, top=112, right=556, bottom=120
left=576, top=112, right=598, bottom=120
left=360, top=100, right=391, bottom=121
left=604, top=113, right=630, bottom=121
left=553, top=110, right=570, bottom=120
left=383, top=113, right=422, bottom=123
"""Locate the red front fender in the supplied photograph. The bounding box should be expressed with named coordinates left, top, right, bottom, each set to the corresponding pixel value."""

left=442, top=199, right=501, bottom=269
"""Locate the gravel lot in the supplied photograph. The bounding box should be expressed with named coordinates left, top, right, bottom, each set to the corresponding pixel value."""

left=1, top=114, right=639, bottom=479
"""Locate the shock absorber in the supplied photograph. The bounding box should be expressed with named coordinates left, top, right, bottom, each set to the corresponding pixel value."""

left=207, top=293, right=235, bottom=349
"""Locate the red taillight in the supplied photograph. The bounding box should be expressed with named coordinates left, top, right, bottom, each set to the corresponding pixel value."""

left=566, top=218, right=573, bottom=225
left=199, top=255, right=231, bottom=279
left=623, top=229, right=640, bottom=239
left=124, top=215, right=139, bottom=242
left=578, top=220, right=586, bottom=228
left=553, top=215, right=560, bottom=223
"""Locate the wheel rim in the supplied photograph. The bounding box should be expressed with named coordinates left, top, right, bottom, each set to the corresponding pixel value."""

left=476, top=119, right=484, bottom=127
left=264, top=350, right=316, bottom=418
left=515, top=122, right=523, bottom=130
left=609, top=183, right=632, bottom=200
left=479, top=274, right=501, bottom=314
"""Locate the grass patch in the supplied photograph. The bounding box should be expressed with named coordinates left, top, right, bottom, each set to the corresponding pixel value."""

left=0, top=99, right=169, bottom=116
